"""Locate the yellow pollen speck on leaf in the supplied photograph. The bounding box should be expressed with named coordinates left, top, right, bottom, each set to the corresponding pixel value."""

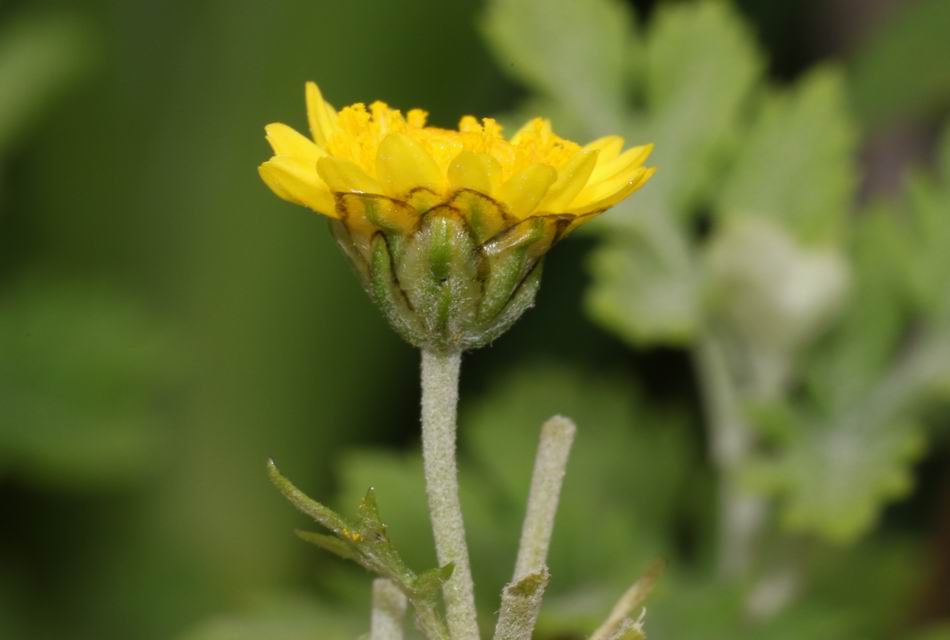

left=340, top=528, right=363, bottom=543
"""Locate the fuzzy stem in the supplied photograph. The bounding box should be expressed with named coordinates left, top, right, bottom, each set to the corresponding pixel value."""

left=512, top=416, right=576, bottom=580
left=491, top=416, right=575, bottom=640
left=492, top=570, right=550, bottom=640
left=420, top=349, right=479, bottom=640
left=371, top=578, right=408, bottom=640
left=693, top=334, right=765, bottom=579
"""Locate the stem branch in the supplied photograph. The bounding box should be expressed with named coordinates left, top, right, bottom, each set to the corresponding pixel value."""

left=512, top=415, right=576, bottom=580
left=492, top=415, right=574, bottom=640
left=693, top=334, right=765, bottom=579
left=420, top=349, right=479, bottom=640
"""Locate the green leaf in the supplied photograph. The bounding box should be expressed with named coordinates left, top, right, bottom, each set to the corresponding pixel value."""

left=803, top=205, right=909, bottom=411
left=646, top=536, right=923, bottom=639
left=895, top=174, right=950, bottom=323
left=481, top=0, right=635, bottom=130
left=740, top=184, right=950, bottom=543
left=618, top=0, right=763, bottom=223
left=745, top=406, right=925, bottom=542
left=267, top=461, right=451, bottom=638
left=848, top=0, right=950, bottom=124
left=296, top=531, right=361, bottom=563
left=585, top=215, right=698, bottom=346
left=336, top=450, right=435, bottom=571
left=715, top=68, right=857, bottom=243
left=584, top=3, right=766, bottom=349
left=759, top=193, right=950, bottom=542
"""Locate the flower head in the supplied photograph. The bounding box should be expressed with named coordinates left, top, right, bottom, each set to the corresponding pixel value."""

left=260, top=82, right=655, bottom=351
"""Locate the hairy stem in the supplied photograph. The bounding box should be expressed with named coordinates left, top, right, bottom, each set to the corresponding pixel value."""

left=692, top=334, right=765, bottom=579
left=492, top=416, right=575, bottom=640
left=493, top=570, right=550, bottom=640
left=512, top=415, right=576, bottom=580
left=371, top=578, right=408, bottom=640
left=420, top=349, right=479, bottom=640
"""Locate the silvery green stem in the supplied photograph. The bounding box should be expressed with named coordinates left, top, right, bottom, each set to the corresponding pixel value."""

left=492, top=570, right=550, bottom=640
left=693, top=334, right=765, bottom=579
left=371, top=578, right=408, bottom=640
left=512, top=416, right=576, bottom=580
left=420, top=350, right=479, bottom=640
left=493, top=416, right=574, bottom=640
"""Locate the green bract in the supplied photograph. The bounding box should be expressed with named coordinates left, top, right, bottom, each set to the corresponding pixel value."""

left=330, top=195, right=565, bottom=352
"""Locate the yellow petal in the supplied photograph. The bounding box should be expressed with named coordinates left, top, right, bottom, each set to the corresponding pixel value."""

left=306, top=81, right=338, bottom=148
left=264, top=123, right=324, bottom=164
left=447, top=150, right=502, bottom=196
left=589, top=143, right=654, bottom=185
left=583, top=135, right=625, bottom=163
left=259, top=157, right=336, bottom=216
left=376, top=132, right=443, bottom=197
left=499, top=164, right=557, bottom=219
left=539, top=149, right=599, bottom=212
left=569, top=167, right=656, bottom=215
left=317, top=156, right=384, bottom=195
left=581, top=163, right=653, bottom=206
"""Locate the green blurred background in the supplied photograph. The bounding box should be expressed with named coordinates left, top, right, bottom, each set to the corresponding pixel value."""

left=1, top=0, right=949, bottom=638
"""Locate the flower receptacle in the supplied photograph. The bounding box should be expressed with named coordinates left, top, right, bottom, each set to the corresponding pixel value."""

left=330, top=193, right=558, bottom=352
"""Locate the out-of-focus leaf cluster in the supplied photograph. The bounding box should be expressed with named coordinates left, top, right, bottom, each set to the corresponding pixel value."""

left=475, top=0, right=950, bottom=637
left=487, top=0, right=950, bottom=545
left=750, top=121, right=950, bottom=541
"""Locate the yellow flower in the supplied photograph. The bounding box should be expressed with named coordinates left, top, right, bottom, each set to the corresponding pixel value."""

left=260, top=82, right=653, bottom=237
left=258, top=83, right=655, bottom=351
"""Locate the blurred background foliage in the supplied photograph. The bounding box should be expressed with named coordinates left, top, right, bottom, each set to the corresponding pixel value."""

left=1, top=0, right=949, bottom=639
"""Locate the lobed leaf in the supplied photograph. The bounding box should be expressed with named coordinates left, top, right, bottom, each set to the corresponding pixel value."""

left=585, top=217, right=698, bottom=346
left=618, top=0, right=763, bottom=224
left=714, top=67, right=858, bottom=244
left=267, top=461, right=451, bottom=639
left=481, top=0, right=635, bottom=131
